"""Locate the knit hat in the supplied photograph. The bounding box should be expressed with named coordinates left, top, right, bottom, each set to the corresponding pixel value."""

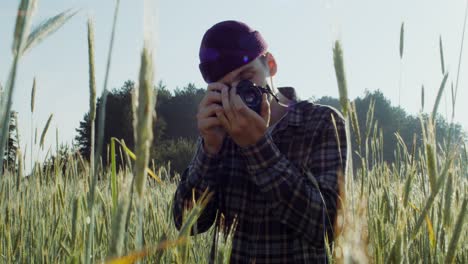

left=199, top=20, right=268, bottom=83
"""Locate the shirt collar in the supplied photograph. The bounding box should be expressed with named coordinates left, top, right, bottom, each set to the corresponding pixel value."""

left=270, top=87, right=308, bottom=135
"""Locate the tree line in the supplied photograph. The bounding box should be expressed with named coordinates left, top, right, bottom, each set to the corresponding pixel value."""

left=3, top=80, right=465, bottom=175
left=67, top=80, right=466, bottom=175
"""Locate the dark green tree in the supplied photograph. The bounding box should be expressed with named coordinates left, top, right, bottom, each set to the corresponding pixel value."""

left=76, top=80, right=138, bottom=167
left=151, top=137, right=197, bottom=175
left=158, top=83, right=205, bottom=141
left=74, top=80, right=177, bottom=169
left=75, top=112, right=91, bottom=159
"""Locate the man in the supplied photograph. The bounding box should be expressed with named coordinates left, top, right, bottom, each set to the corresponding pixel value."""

left=172, top=20, right=347, bottom=263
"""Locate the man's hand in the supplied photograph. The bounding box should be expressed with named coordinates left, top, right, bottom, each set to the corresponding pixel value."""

left=197, top=83, right=228, bottom=154
left=215, top=85, right=271, bottom=147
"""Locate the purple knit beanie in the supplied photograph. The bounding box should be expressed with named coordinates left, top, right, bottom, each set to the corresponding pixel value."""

left=199, top=20, right=268, bottom=83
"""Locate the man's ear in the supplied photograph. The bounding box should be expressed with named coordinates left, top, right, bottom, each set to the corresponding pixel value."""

left=265, top=52, right=277, bottom=77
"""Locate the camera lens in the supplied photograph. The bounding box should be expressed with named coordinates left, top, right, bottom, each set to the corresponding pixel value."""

left=242, top=90, right=257, bottom=105
left=235, top=80, right=263, bottom=113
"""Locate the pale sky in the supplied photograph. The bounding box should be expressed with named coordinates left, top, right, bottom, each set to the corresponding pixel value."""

left=1, top=0, right=467, bottom=172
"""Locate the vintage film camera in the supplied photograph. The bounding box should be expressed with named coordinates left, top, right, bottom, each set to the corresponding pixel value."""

left=218, top=79, right=278, bottom=114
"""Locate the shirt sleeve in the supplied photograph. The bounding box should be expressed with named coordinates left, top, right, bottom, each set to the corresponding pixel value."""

left=239, top=111, right=347, bottom=248
left=172, top=136, right=224, bottom=234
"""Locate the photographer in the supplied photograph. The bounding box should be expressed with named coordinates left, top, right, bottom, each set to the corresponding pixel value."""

left=172, top=20, right=347, bottom=263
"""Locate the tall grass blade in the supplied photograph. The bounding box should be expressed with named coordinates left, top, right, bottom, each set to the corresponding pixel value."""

left=426, top=213, right=436, bottom=249
left=333, top=41, right=349, bottom=116
left=432, top=73, right=449, bottom=123
left=332, top=40, right=353, bottom=216
left=452, top=1, right=468, bottom=118
left=103, top=0, right=121, bottom=95
left=109, top=196, right=129, bottom=257
left=403, top=171, right=412, bottom=207
left=388, top=233, right=402, bottom=263
left=12, top=0, right=37, bottom=55
left=0, top=0, right=33, bottom=173
left=411, top=166, right=446, bottom=240
left=176, top=191, right=213, bottom=263
left=110, top=138, right=118, bottom=213
left=30, top=78, right=36, bottom=170
left=84, top=21, right=121, bottom=263
left=421, top=85, right=425, bottom=112
left=1, top=0, right=67, bottom=174
left=439, top=36, right=445, bottom=74
left=112, top=138, right=161, bottom=183
left=20, top=9, right=78, bottom=56
left=134, top=43, right=155, bottom=197
left=85, top=89, right=108, bottom=264
left=105, top=237, right=185, bottom=264
left=443, top=172, right=453, bottom=228
left=84, top=1, right=120, bottom=257
left=445, top=198, right=467, bottom=264
left=450, top=82, right=455, bottom=120
left=399, top=22, right=404, bottom=59
left=425, top=143, right=437, bottom=193
left=409, top=202, right=436, bottom=249
left=365, top=98, right=375, bottom=139
left=31, top=78, right=36, bottom=113
left=14, top=112, right=21, bottom=151
left=350, top=101, right=361, bottom=148
left=39, top=114, right=53, bottom=150
left=133, top=42, right=155, bottom=251
left=16, top=149, right=23, bottom=191
left=71, top=197, right=80, bottom=249
left=87, top=17, right=97, bottom=177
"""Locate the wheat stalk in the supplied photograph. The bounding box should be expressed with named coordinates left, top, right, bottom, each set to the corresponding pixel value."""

left=20, top=9, right=78, bottom=56
left=421, top=85, right=425, bottom=112
left=452, top=1, right=468, bottom=120
left=86, top=1, right=120, bottom=262
left=445, top=198, right=467, bottom=264
left=133, top=42, right=155, bottom=251
left=30, top=77, right=36, bottom=171
left=432, top=73, right=449, bottom=123
left=0, top=0, right=37, bottom=175
left=399, top=22, right=404, bottom=59
left=39, top=114, right=53, bottom=150
left=87, top=17, right=97, bottom=177
left=333, top=41, right=349, bottom=116
left=439, top=36, right=445, bottom=75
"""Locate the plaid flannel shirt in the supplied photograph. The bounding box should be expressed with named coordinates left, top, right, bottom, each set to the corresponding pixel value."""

left=173, top=95, right=347, bottom=263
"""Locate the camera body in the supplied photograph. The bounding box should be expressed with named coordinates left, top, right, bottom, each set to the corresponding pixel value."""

left=216, top=80, right=266, bottom=114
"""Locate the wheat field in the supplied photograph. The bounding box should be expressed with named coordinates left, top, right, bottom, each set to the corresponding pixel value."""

left=0, top=0, right=467, bottom=263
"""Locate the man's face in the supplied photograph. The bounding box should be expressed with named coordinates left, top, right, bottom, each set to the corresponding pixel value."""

left=216, top=53, right=275, bottom=90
